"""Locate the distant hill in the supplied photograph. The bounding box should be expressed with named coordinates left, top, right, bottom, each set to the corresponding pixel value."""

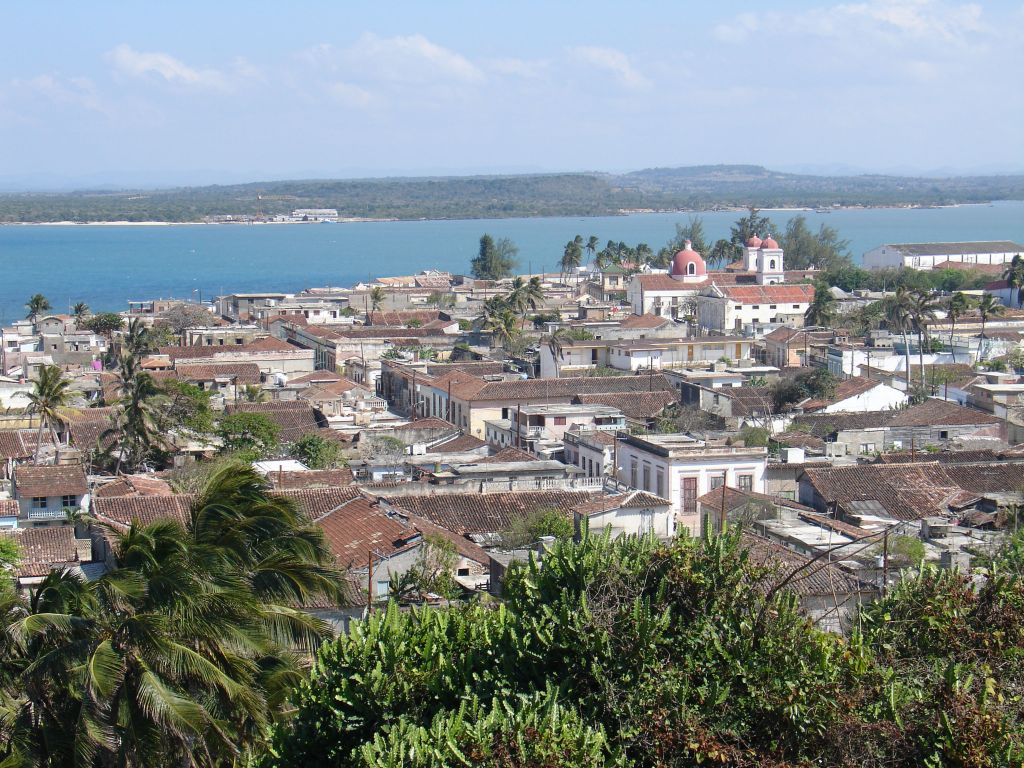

left=0, top=165, right=1021, bottom=223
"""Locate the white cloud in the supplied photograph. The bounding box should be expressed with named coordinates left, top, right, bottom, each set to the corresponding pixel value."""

left=329, top=81, right=373, bottom=108
left=486, top=57, right=548, bottom=79
left=346, top=33, right=483, bottom=84
left=569, top=46, right=651, bottom=90
left=11, top=74, right=105, bottom=112
left=714, top=1, right=988, bottom=46
left=107, top=44, right=227, bottom=88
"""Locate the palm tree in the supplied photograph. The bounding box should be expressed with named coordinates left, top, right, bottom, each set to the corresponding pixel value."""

left=25, top=364, right=75, bottom=462
left=71, top=302, right=90, bottom=323
left=123, top=317, right=152, bottom=357
left=484, top=307, right=520, bottom=351
left=560, top=240, right=582, bottom=284
left=585, top=235, right=599, bottom=266
left=242, top=384, right=269, bottom=403
left=946, top=292, right=972, bottom=364
left=977, top=293, right=1006, bottom=361
left=369, top=286, right=386, bottom=312
left=907, top=289, right=941, bottom=388
left=803, top=283, right=837, bottom=327
left=104, top=353, right=163, bottom=472
left=1002, top=254, right=1024, bottom=308
left=3, top=464, right=341, bottom=766
left=25, top=293, right=51, bottom=323
left=545, top=328, right=575, bottom=378
left=884, top=286, right=914, bottom=393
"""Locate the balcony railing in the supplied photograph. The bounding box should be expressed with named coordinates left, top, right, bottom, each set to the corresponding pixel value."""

left=27, top=506, right=79, bottom=521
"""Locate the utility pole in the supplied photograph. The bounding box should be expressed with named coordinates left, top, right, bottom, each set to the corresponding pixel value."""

left=881, top=528, right=890, bottom=597
left=366, top=550, right=373, bottom=614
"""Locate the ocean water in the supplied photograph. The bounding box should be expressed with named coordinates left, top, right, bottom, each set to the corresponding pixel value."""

left=1, top=201, right=1022, bottom=321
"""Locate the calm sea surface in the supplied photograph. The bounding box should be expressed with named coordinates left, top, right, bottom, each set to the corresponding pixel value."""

left=1, top=201, right=1022, bottom=320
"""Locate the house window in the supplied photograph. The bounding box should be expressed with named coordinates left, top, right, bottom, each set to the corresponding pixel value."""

left=554, top=416, right=566, bottom=426
left=687, top=262, right=695, bottom=275
left=769, top=304, right=777, bottom=309
left=769, top=259, right=776, bottom=270
left=32, top=497, right=47, bottom=509
left=642, top=463, right=651, bottom=492
left=61, top=495, right=76, bottom=508
left=375, top=580, right=390, bottom=599
left=792, top=304, right=800, bottom=309
left=630, top=459, right=638, bottom=488
left=655, top=468, right=665, bottom=498
left=892, top=440, right=903, bottom=450
left=752, top=305, right=760, bottom=310
left=780, top=491, right=796, bottom=500
left=860, top=443, right=875, bottom=454
left=681, top=477, right=698, bottom=515
left=709, top=475, right=724, bottom=490
left=457, top=567, right=470, bottom=576
left=939, top=430, right=949, bottom=440
left=737, top=474, right=753, bottom=492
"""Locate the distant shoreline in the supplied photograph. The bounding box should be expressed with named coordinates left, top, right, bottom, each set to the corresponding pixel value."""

left=0, top=201, right=999, bottom=227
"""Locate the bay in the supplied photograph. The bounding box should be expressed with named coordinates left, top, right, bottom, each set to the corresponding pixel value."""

left=1, top=201, right=1022, bottom=321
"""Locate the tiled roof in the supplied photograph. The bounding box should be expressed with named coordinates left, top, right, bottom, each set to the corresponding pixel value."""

left=384, top=489, right=600, bottom=536
left=740, top=532, right=868, bottom=597
left=480, top=446, right=541, bottom=463
left=64, top=407, right=119, bottom=452
left=618, top=314, right=672, bottom=330
left=298, top=380, right=361, bottom=402
left=887, top=399, right=1001, bottom=427
left=266, top=468, right=355, bottom=489
left=93, top=474, right=174, bottom=498
left=717, top=284, right=815, bottom=304
left=573, top=390, right=677, bottom=420
left=800, top=462, right=1022, bottom=521
left=0, top=500, right=20, bottom=519
left=367, top=310, right=446, bottom=326
left=695, top=486, right=813, bottom=516
left=790, top=412, right=891, bottom=437
left=0, top=430, right=30, bottom=460
left=718, top=386, right=775, bottom=417
left=801, top=376, right=884, bottom=411
left=14, top=464, right=88, bottom=498
left=885, top=241, right=1024, bottom=256
left=573, top=490, right=671, bottom=517
left=315, top=496, right=420, bottom=569
left=225, top=401, right=324, bottom=441
left=92, top=495, right=194, bottom=529
left=932, top=261, right=1006, bottom=274
left=398, top=417, right=456, bottom=431
left=0, top=526, right=81, bottom=577
left=875, top=448, right=1024, bottom=464
left=771, top=431, right=826, bottom=452
left=287, top=370, right=343, bottom=385
left=427, top=433, right=488, bottom=453
left=174, top=362, right=262, bottom=385
left=467, top=374, right=676, bottom=403
left=274, top=486, right=362, bottom=519
left=159, top=337, right=295, bottom=360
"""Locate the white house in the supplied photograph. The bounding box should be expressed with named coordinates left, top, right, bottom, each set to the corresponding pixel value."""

left=563, top=428, right=618, bottom=477
left=573, top=490, right=674, bottom=539
left=614, top=433, right=768, bottom=535
left=697, top=284, right=815, bottom=334
left=862, top=241, right=1024, bottom=271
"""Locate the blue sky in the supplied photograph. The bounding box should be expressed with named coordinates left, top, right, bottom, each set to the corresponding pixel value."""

left=1, top=1, right=1021, bottom=188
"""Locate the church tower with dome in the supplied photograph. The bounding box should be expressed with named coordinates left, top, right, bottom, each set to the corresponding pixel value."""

left=669, top=240, right=706, bottom=283
left=756, top=235, right=785, bottom=285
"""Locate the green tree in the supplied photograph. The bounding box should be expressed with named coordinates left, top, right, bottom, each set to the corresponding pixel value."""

left=71, top=302, right=90, bottom=323
left=780, top=214, right=853, bottom=271
left=104, top=352, right=165, bottom=472
left=369, top=286, right=386, bottom=312
left=82, top=311, right=124, bottom=339
left=159, top=302, right=211, bottom=335
left=884, top=286, right=915, bottom=393
left=803, top=281, right=837, bottom=327
left=24, top=293, right=51, bottom=323
left=907, top=289, right=941, bottom=389
left=156, top=379, right=215, bottom=435
left=946, top=291, right=973, bottom=364
left=1001, top=253, right=1024, bottom=308
left=502, top=507, right=574, bottom=548
left=1, top=463, right=343, bottom=767
left=560, top=237, right=583, bottom=282
left=292, top=432, right=343, bottom=469
left=25, top=364, right=75, bottom=462
left=584, top=234, right=599, bottom=265
left=218, top=412, right=280, bottom=457
left=470, top=234, right=519, bottom=280
left=730, top=206, right=776, bottom=248
left=977, top=292, right=1005, bottom=340
left=241, top=384, right=269, bottom=403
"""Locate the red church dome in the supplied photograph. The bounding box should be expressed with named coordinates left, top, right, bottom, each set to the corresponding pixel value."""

left=670, top=240, right=707, bottom=278
left=761, top=235, right=779, bottom=249
left=746, top=234, right=763, bottom=248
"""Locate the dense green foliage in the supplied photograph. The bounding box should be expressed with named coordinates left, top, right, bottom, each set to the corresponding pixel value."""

left=81, top=312, right=124, bottom=337
left=501, top=507, right=574, bottom=548
left=0, top=464, right=344, bottom=767
left=266, top=530, right=1024, bottom=767
left=217, top=412, right=280, bottom=457
left=469, top=234, right=519, bottom=280
left=2, top=167, right=1021, bottom=223
left=291, top=432, right=344, bottom=469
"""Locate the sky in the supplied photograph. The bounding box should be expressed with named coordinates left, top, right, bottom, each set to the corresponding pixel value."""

left=0, top=0, right=1022, bottom=188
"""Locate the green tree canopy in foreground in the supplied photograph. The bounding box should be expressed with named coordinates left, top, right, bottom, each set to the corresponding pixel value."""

left=470, top=234, right=519, bottom=280
left=266, top=530, right=1024, bottom=768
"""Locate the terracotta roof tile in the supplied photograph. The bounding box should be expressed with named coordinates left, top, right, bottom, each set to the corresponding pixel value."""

left=426, top=433, right=488, bottom=453
left=159, top=337, right=294, bottom=360
left=0, top=526, right=81, bottom=577
left=384, top=489, right=600, bottom=536
left=740, top=531, right=869, bottom=597
left=573, top=490, right=670, bottom=516
left=718, top=284, right=815, bottom=304
left=92, top=495, right=194, bottom=529
left=225, top=401, right=324, bottom=441
left=265, top=468, right=355, bottom=489
left=14, top=464, right=88, bottom=498
left=479, top=446, right=540, bottom=463
left=618, top=314, right=672, bottom=330
left=93, top=475, right=174, bottom=498
left=801, top=376, right=884, bottom=411
left=573, top=390, right=677, bottom=420
left=174, top=362, right=262, bottom=386
left=0, top=500, right=20, bottom=519
left=467, top=375, right=676, bottom=403
left=0, top=430, right=30, bottom=460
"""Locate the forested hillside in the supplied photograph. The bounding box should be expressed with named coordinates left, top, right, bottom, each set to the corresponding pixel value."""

left=1, top=165, right=1022, bottom=223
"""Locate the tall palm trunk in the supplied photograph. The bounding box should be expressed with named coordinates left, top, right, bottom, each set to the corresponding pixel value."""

left=949, top=318, right=957, bottom=364
left=901, top=328, right=912, bottom=393
left=34, top=415, right=46, bottom=463
left=917, top=328, right=926, bottom=389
